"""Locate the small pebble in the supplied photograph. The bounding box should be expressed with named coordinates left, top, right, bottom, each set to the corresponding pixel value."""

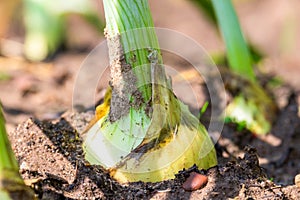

left=295, top=174, right=300, bottom=188
left=182, top=172, right=208, bottom=191
left=20, top=162, right=28, bottom=170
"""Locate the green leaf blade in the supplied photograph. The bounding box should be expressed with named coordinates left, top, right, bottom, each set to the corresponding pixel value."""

left=212, top=0, right=255, bottom=82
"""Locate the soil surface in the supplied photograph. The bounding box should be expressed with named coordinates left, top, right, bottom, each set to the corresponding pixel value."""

left=7, top=109, right=300, bottom=200
left=1, top=0, right=300, bottom=199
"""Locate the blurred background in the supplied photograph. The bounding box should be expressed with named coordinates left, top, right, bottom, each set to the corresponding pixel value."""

left=0, top=0, right=300, bottom=134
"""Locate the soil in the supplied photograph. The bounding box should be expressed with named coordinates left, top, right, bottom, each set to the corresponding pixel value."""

left=1, top=0, right=300, bottom=199
left=6, top=103, right=300, bottom=199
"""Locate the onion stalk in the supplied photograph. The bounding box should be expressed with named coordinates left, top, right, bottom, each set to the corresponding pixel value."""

left=83, top=0, right=217, bottom=183
left=24, top=0, right=103, bottom=61
left=0, top=103, right=34, bottom=199
left=211, top=0, right=277, bottom=134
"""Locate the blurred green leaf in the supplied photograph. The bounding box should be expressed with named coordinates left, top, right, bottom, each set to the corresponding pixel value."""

left=211, top=0, right=255, bottom=82
left=191, top=0, right=217, bottom=25
left=211, top=0, right=277, bottom=134
left=24, top=0, right=103, bottom=61
left=0, top=72, right=11, bottom=81
left=192, top=0, right=263, bottom=65
left=198, top=101, right=209, bottom=119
